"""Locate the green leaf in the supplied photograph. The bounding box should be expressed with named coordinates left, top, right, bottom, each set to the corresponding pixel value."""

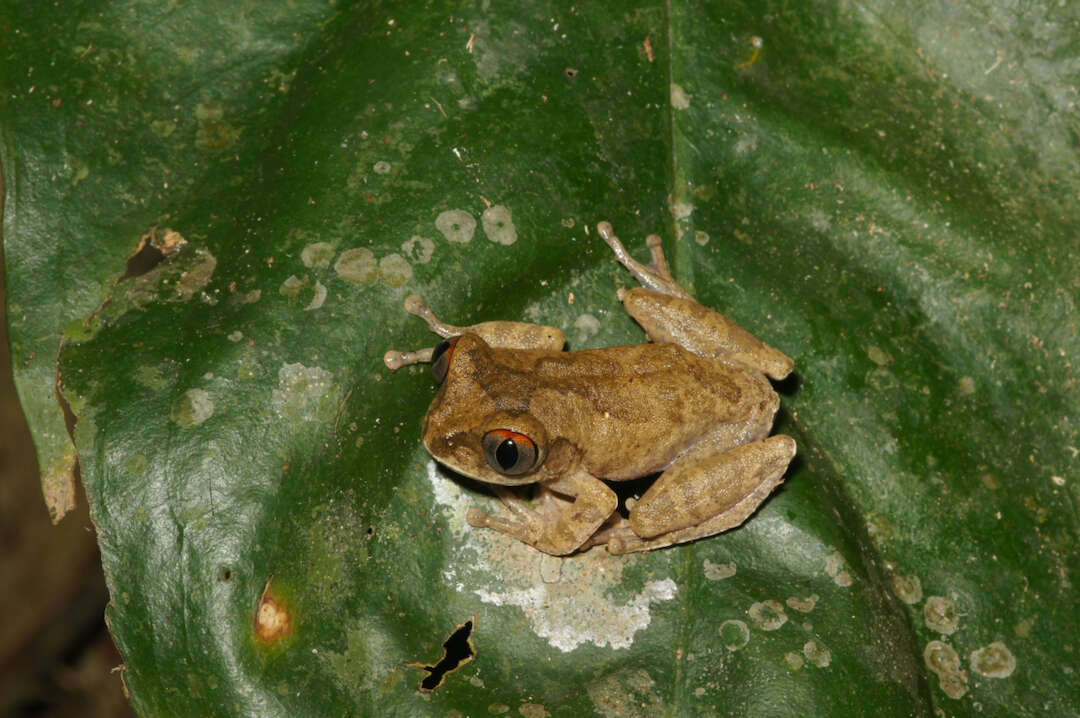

left=4, top=1, right=1077, bottom=716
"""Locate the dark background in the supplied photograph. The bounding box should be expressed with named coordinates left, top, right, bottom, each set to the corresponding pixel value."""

left=1, top=244, right=134, bottom=718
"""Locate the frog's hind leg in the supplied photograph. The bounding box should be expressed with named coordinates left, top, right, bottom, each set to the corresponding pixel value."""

left=605, top=434, right=796, bottom=555
left=597, top=222, right=693, bottom=300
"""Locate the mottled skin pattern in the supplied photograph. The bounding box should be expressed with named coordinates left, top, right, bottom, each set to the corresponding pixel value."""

left=385, top=222, right=796, bottom=555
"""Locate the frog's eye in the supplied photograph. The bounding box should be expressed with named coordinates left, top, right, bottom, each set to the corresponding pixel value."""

left=431, top=337, right=459, bottom=383
left=482, top=429, right=538, bottom=476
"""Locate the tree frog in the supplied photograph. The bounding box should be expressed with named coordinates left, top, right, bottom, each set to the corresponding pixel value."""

left=384, top=221, right=796, bottom=555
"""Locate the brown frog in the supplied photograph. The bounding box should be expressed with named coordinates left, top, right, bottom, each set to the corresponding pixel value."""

left=385, top=221, right=796, bottom=555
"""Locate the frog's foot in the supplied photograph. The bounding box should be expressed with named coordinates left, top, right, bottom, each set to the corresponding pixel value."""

left=467, top=475, right=618, bottom=555
left=597, top=221, right=693, bottom=301
left=402, top=294, right=467, bottom=338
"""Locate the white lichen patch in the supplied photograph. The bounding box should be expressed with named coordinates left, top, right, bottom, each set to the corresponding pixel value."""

left=785, top=594, right=819, bottom=613
left=305, top=280, right=327, bottom=311
left=694, top=230, right=710, bottom=246
left=803, top=638, right=831, bottom=668
left=227, top=330, right=244, bottom=342
left=970, top=641, right=1016, bottom=678
left=481, top=205, right=517, bottom=245
left=373, top=160, right=391, bottom=174
left=670, top=83, right=691, bottom=110
left=171, top=388, right=214, bottom=427
left=402, top=235, right=435, bottom=264
left=271, top=363, right=336, bottom=423
left=824, top=551, right=855, bottom=587
left=378, top=253, right=412, bottom=287
left=703, top=559, right=736, bottom=580
left=436, top=209, right=477, bottom=243
left=924, top=595, right=959, bottom=635
left=334, top=248, right=378, bottom=284
left=924, top=640, right=967, bottom=699
left=748, top=600, right=788, bottom=631
left=891, top=573, right=923, bottom=604
left=574, top=314, right=601, bottom=343
left=425, top=461, right=677, bottom=652
left=301, top=242, right=335, bottom=269
left=719, top=619, right=750, bottom=650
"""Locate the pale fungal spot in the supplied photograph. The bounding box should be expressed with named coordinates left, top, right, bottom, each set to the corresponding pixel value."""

left=924, top=640, right=967, bottom=699
left=573, top=314, right=601, bottom=343
left=924, top=595, right=959, bottom=635
left=227, top=330, right=244, bottom=342
left=378, top=253, right=413, bottom=287
left=373, top=160, right=391, bottom=174
left=824, top=551, right=855, bottom=587
left=435, top=209, right=476, bottom=243
left=748, top=600, right=787, bottom=631
left=784, top=651, right=805, bottom=670
left=694, top=230, right=709, bottom=246
left=305, top=280, right=327, bottom=311
left=719, top=619, right=750, bottom=650
left=868, top=345, right=891, bottom=366
left=481, top=204, right=517, bottom=245
left=669, top=196, right=694, bottom=220
left=670, top=83, right=690, bottom=109
left=280, top=274, right=307, bottom=299
left=891, top=573, right=923, bottom=604
left=970, top=641, right=1016, bottom=678
left=733, top=133, right=758, bottom=154
left=271, top=363, right=336, bottom=423
left=402, top=235, right=435, bottom=264
left=1014, top=616, right=1035, bottom=637
left=587, top=668, right=664, bottom=717
left=334, top=248, right=378, bottom=284
left=958, top=376, right=976, bottom=395
left=703, top=559, right=736, bottom=580
left=171, top=388, right=214, bottom=427
left=301, top=242, right=335, bottom=268
left=560, top=217, right=575, bottom=228
left=803, top=639, right=831, bottom=668
left=519, top=704, right=549, bottom=718
left=785, top=594, right=819, bottom=613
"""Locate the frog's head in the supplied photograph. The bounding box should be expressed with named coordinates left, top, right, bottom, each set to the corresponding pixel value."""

left=420, top=333, right=577, bottom=486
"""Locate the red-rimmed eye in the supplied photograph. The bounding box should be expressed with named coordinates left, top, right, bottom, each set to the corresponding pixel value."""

left=482, top=429, right=538, bottom=476
left=431, top=337, right=458, bottom=383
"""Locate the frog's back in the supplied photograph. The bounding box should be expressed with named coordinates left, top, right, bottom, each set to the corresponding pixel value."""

left=493, top=342, right=774, bottom=479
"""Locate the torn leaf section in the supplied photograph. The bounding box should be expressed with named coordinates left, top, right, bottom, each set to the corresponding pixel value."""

left=409, top=620, right=475, bottom=691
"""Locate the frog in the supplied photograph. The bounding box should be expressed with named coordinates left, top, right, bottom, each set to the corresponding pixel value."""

left=384, top=221, right=796, bottom=555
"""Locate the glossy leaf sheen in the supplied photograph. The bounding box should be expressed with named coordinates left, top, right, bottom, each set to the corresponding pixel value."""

left=4, top=1, right=1077, bottom=716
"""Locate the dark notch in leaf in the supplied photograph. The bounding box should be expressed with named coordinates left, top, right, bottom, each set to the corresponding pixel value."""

left=412, top=619, right=475, bottom=692
left=120, top=226, right=187, bottom=281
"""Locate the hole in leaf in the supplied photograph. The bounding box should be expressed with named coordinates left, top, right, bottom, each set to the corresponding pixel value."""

left=415, top=620, right=475, bottom=691
left=218, top=566, right=234, bottom=582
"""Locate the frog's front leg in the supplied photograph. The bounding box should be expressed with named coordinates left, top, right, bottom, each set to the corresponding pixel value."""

left=466, top=472, right=618, bottom=555
left=602, top=434, right=796, bottom=554
left=597, top=222, right=794, bottom=380
left=385, top=294, right=565, bottom=371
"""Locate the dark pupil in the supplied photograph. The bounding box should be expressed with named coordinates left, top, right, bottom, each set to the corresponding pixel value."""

left=495, top=438, right=519, bottom=470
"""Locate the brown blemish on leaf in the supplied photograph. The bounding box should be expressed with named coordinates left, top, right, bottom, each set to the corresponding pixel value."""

left=254, top=576, right=292, bottom=644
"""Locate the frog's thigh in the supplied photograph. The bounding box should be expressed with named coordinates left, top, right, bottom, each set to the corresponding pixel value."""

left=622, top=288, right=794, bottom=380
left=628, top=435, right=796, bottom=540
